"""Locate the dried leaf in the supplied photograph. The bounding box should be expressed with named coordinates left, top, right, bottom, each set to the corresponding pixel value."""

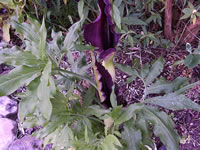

left=2, top=21, right=10, bottom=42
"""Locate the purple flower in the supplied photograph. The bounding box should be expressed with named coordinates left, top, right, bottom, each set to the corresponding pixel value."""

left=84, top=0, right=120, bottom=105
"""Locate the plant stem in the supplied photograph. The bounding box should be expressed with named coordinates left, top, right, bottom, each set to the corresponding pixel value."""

left=54, top=68, right=97, bottom=90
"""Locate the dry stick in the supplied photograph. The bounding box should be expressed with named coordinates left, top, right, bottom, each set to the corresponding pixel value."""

left=181, top=18, right=200, bottom=44
left=187, top=27, right=200, bottom=41
left=172, top=20, right=190, bottom=51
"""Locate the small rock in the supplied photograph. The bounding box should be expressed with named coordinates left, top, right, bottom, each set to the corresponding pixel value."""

left=0, top=118, right=17, bottom=150
left=8, top=136, right=42, bottom=150
left=0, top=96, right=17, bottom=117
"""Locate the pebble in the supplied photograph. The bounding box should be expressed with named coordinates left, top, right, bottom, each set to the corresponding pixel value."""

left=0, top=118, right=17, bottom=150
left=0, top=96, right=18, bottom=149
left=0, top=96, right=17, bottom=117
left=8, top=136, right=42, bottom=150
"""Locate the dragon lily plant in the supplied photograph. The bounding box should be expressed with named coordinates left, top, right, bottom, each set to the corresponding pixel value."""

left=84, top=0, right=120, bottom=107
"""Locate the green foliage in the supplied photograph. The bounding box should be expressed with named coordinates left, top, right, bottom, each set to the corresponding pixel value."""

left=1, top=1, right=200, bottom=150
left=121, top=125, right=142, bottom=150
left=138, top=106, right=180, bottom=150
left=0, top=65, right=42, bottom=96
left=183, top=43, right=200, bottom=68
left=180, top=2, right=200, bottom=24
left=117, top=0, right=164, bottom=48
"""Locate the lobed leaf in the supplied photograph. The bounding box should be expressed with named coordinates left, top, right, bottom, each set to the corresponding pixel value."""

left=146, top=77, right=188, bottom=95
left=121, top=126, right=142, bottom=150
left=145, top=93, right=200, bottom=111
left=11, top=17, right=47, bottom=59
left=63, top=7, right=88, bottom=52
left=83, top=87, right=96, bottom=107
left=18, top=77, right=41, bottom=122
left=139, top=106, right=180, bottom=150
left=145, top=57, right=164, bottom=85
left=0, top=66, right=42, bottom=96
left=115, top=63, right=139, bottom=76
left=100, top=135, right=122, bottom=150
left=135, top=119, right=154, bottom=149
left=37, top=60, right=55, bottom=120
left=115, top=104, right=144, bottom=125
left=1, top=51, right=45, bottom=67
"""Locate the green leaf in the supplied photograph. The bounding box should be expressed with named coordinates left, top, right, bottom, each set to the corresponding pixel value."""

left=63, top=7, right=88, bottom=52
left=0, top=66, right=42, bottom=96
left=180, top=14, right=191, bottom=20
left=100, top=135, right=122, bottom=150
left=84, top=105, right=110, bottom=118
left=0, top=0, right=16, bottom=9
left=39, top=18, right=47, bottom=60
left=113, top=4, right=121, bottom=29
left=176, top=81, right=199, bottom=94
left=139, top=106, right=180, bottom=150
left=41, top=124, right=74, bottom=149
left=84, top=126, right=89, bottom=143
left=47, top=30, right=63, bottom=66
left=135, top=119, right=154, bottom=148
left=184, top=54, right=200, bottom=68
left=2, top=51, right=45, bottom=67
left=146, top=77, right=188, bottom=95
left=182, top=8, right=192, bottom=15
left=78, top=0, right=84, bottom=18
left=140, top=64, right=150, bottom=79
left=145, top=93, right=200, bottom=111
left=51, top=90, right=69, bottom=115
left=115, top=104, right=144, bottom=125
left=121, top=126, right=142, bottom=150
left=37, top=60, right=54, bottom=120
left=58, top=68, right=97, bottom=90
left=115, top=63, right=139, bottom=76
left=53, top=125, right=74, bottom=149
left=194, top=47, right=200, bottom=54
left=11, top=17, right=40, bottom=43
left=83, top=87, right=95, bottom=107
left=110, top=106, right=122, bottom=122
left=11, top=17, right=47, bottom=59
left=145, top=57, right=164, bottom=85
left=110, top=86, right=117, bottom=108
left=188, top=2, right=194, bottom=10
left=122, top=16, right=147, bottom=25
left=18, top=77, right=41, bottom=122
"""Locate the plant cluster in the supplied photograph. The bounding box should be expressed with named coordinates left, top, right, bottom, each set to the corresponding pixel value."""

left=0, top=0, right=200, bottom=150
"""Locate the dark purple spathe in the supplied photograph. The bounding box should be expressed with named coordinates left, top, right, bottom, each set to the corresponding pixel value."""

left=84, top=0, right=120, bottom=105
left=84, top=0, right=120, bottom=51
